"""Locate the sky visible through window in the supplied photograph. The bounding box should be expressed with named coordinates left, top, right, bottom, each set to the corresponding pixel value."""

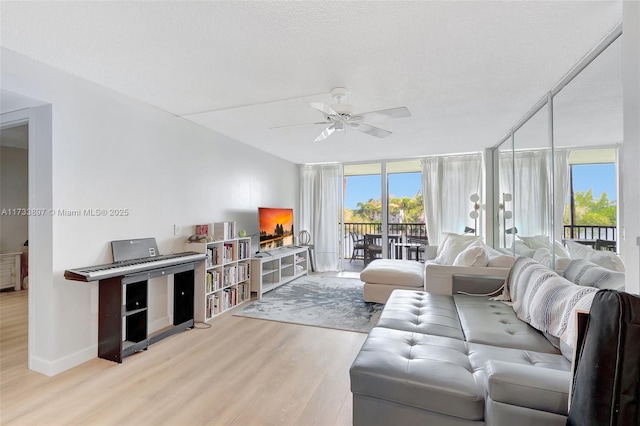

left=572, top=163, right=616, bottom=201
left=344, top=164, right=615, bottom=210
left=344, top=173, right=421, bottom=209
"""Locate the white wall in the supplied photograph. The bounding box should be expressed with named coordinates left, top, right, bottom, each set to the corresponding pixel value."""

left=0, top=146, right=29, bottom=251
left=622, top=1, right=640, bottom=295
left=1, top=48, right=299, bottom=375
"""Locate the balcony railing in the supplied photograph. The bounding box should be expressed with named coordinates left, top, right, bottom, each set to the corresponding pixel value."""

left=564, top=225, right=616, bottom=241
left=564, top=225, right=617, bottom=250
left=341, top=222, right=428, bottom=260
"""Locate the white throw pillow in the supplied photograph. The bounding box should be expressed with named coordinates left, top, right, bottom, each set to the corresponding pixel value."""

left=435, top=233, right=482, bottom=265
left=566, top=240, right=625, bottom=272
left=484, top=245, right=515, bottom=268
left=511, top=241, right=536, bottom=257
left=436, top=232, right=478, bottom=255
left=453, top=243, right=489, bottom=267
left=553, top=241, right=570, bottom=259
left=518, top=235, right=550, bottom=250
left=518, top=235, right=570, bottom=259
left=588, top=251, right=625, bottom=272
left=534, top=247, right=580, bottom=274
left=488, top=256, right=516, bottom=268
left=565, top=240, right=592, bottom=258
left=533, top=248, right=553, bottom=268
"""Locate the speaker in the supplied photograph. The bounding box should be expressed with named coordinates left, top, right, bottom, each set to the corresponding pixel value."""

left=173, top=270, right=194, bottom=325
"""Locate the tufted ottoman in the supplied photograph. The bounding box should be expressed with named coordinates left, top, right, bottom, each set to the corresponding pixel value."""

left=375, top=290, right=465, bottom=339
left=360, top=259, right=425, bottom=303
left=350, top=327, right=571, bottom=425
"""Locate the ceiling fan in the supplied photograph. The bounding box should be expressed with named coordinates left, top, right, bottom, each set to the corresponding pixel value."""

left=272, top=87, right=411, bottom=142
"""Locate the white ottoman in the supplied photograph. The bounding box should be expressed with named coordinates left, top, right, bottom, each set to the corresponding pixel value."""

left=360, top=259, right=425, bottom=303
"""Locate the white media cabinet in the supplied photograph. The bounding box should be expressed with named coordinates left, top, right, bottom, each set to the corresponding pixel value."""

left=250, top=246, right=309, bottom=298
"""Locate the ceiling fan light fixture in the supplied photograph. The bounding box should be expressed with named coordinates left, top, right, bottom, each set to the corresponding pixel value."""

left=329, top=87, right=348, bottom=101
left=331, top=103, right=352, bottom=115
left=276, top=87, right=410, bottom=143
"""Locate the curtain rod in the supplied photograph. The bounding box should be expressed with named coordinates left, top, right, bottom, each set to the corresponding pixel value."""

left=493, top=21, right=623, bottom=149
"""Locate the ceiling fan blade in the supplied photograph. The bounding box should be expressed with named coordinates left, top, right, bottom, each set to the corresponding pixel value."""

left=270, top=121, right=329, bottom=129
left=356, top=106, right=411, bottom=120
left=351, top=122, right=392, bottom=138
left=314, top=125, right=336, bottom=142
left=310, top=102, right=338, bottom=116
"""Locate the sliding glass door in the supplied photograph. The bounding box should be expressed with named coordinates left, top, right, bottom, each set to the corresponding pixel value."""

left=343, top=163, right=382, bottom=267
left=342, top=160, right=424, bottom=270
left=386, top=160, right=425, bottom=261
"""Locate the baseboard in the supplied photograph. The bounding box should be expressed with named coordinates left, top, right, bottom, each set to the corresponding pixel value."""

left=29, top=344, right=97, bottom=377
left=149, top=315, right=171, bottom=334
left=28, top=315, right=171, bottom=376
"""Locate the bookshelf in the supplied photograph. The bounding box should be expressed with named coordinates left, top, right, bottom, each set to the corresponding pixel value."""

left=250, top=246, right=309, bottom=299
left=187, top=234, right=252, bottom=322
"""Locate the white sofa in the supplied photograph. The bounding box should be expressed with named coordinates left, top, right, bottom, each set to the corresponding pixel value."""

left=361, top=244, right=515, bottom=303
left=351, top=256, right=619, bottom=426
left=423, top=245, right=514, bottom=294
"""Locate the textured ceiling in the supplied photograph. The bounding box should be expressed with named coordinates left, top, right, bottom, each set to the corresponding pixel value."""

left=0, top=1, right=622, bottom=163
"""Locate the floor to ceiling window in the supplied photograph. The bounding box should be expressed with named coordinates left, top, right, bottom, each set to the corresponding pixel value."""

left=342, top=160, right=424, bottom=270
left=564, top=148, right=618, bottom=248
left=386, top=160, right=426, bottom=260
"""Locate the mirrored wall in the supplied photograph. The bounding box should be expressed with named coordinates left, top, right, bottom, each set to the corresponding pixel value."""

left=493, top=25, right=622, bottom=269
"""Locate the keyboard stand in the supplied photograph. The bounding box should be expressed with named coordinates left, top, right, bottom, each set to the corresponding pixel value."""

left=97, top=262, right=195, bottom=363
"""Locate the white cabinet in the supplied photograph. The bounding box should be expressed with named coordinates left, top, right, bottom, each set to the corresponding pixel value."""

left=250, top=246, right=309, bottom=298
left=187, top=237, right=252, bottom=322
left=0, top=252, right=21, bottom=291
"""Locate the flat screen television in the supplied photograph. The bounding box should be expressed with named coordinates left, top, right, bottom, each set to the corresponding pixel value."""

left=258, top=207, right=294, bottom=251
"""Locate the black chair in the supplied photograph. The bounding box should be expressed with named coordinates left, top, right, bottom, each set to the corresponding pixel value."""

left=364, top=234, right=382, bottom=266
left=349, top=231, right=365, bottom=263
left=568, top=290, right=640, bottom=426
left=407, top=235, right=429, bottom=262
left=595, top=239, right=616, bottom=251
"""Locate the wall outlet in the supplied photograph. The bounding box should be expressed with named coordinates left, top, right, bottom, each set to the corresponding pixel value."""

left=174, top=224, right=181, bottom=236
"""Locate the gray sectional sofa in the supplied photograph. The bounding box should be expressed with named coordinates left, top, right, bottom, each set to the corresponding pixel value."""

left=350, top=257, right=626, bottom=426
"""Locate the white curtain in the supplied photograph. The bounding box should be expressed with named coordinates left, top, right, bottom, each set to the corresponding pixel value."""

left=299, top=164, right=341, bottom=272
left=421, top=157, right=441, bottom=246
left=553, top=149, right=570, bottom=244
left=498, top=151, right=516, bottom=248
left=499, top=149, right=569, bottom=248
left=421, top=153, right=482, bottom=246
left=513, top=150, right=551, bottom=237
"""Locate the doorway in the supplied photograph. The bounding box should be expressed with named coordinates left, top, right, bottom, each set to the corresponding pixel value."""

left=1, top=90, right=53, bottom=375
left=342, top=160, right=425, bottom=271
left=0, top=123, right=29, bottom=291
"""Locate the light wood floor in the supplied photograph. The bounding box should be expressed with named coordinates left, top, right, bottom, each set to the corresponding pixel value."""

left=0, top=288, right=367, bottom=425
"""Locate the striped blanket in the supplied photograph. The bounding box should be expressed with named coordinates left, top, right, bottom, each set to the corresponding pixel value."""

left=496, top=256, right=598, bottom=347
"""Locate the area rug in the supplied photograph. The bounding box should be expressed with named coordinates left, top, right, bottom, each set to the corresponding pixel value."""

left=234, top=275, right=383, bottom=333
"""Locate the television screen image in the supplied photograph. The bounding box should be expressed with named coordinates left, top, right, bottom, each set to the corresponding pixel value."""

left=258, top=207, right=294, bottom=251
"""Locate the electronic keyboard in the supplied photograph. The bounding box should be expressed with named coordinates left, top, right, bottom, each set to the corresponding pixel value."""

left=64, top=251, right=206, bottom=282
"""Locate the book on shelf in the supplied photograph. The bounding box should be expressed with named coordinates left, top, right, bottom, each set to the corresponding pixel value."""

left=206, top=270, right=221, bottom=292
left=223, top=243, right=233, bottom=263
left=206, top=294, right=216, bottom=318
left=213, top=221, right=237, bottom=240
left=206, top=249, right=213, bottom=267
left=238, top=282, right=247, bottom=302
left=238, top=239, right=250, bottom=260
left=223, top=265, right=238, bottom=286
left=237, top=263, right=250, bottom=282
left=214, top=294, right=220, bottom=315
